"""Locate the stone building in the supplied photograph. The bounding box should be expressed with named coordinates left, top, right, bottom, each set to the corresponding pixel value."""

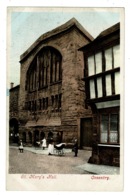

left=11, top=18, right=94, bottom=146
left=79, top=23, right=120, bottom=166
left=9, top=83, right=20, bottom=143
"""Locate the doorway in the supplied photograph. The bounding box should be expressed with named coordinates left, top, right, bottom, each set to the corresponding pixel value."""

left=80, top=118, right=93, bottom=149
left=9, top=118, right=19, bottom=144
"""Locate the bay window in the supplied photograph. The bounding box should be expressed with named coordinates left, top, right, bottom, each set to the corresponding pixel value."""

left=87, top=44, right=120, bottom=100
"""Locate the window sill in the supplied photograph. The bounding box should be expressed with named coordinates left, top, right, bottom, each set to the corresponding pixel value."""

left=50, top=80, right=62, bottom=86
left=98, top=144, right=120, bottom=147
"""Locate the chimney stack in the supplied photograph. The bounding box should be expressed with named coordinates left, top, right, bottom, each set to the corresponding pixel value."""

left=10, top=82, right=14, bottom=89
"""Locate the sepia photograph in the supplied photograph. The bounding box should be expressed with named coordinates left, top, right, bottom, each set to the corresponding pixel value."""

left=6, top=6, right=124, bottom=191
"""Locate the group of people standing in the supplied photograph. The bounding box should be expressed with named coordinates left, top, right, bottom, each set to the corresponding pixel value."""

left=41, top=137, right=78, bottom=157
left=41, top=137, right=54, bottom=155
left=19, top=137, right=78, bottom=157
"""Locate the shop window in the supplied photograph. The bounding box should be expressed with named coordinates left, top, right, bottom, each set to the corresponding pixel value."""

left=110, top=114, right=118, bottom=143
left=100, top=114, right=119, bottom=144
left=101, top=115, right=108, bottom=143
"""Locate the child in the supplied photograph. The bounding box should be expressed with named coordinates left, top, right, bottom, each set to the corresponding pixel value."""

left=73, top=139, right=78, bottom=157
left=19, top=140, right=24, bottom=153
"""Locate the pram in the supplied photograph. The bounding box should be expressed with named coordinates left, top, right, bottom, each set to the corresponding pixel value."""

left=35, top=141, right=41, bottom=149
left=54, top=143, right=66, bottom=156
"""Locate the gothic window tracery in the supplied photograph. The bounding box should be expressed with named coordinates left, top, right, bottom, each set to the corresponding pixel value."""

left=26, top=47, right=62, bottom=92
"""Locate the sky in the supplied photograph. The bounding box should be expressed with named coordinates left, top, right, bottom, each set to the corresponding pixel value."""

left=8, top=7, right=121, bottom=86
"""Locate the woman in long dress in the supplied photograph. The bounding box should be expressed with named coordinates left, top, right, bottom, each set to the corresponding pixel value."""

left=48, top=137, right=54, bottom=155
left=42, top=138, right=47, bottom=150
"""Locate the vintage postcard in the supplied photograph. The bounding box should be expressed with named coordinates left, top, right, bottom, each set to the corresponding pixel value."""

left=6, top=7, right=124, bottom=191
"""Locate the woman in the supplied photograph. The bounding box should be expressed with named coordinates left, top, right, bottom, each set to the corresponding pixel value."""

left=48, top=137, right=54, bottom=155
left=42, top=137, right=47, bottom=150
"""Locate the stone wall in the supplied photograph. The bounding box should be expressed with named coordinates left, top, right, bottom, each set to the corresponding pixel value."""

left=18, top=27, right=92, bottom=143
left=9, top=85, right=20, bottom=119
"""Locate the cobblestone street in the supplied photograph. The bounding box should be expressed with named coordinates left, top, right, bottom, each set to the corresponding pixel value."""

left=9, top=147, right=92, bottom=174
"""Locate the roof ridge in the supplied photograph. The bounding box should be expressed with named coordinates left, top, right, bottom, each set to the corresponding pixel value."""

left=95, top=22, right=120, bottom=40
left=20, top=18, right=93, bottom=61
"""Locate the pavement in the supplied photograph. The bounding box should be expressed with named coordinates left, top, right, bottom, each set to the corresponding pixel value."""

left=9, top=145, right=120, bottom=175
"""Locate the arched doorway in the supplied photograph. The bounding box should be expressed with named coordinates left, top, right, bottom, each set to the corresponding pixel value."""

left=9, top=118, right=19, bottom=144
left=34, top=130, right=39, bottom=144
left=28, top=132, right=32, bottom=144
left=40, top=131, right=45, bottom=140
left=47, top=131, right=53, bottom=144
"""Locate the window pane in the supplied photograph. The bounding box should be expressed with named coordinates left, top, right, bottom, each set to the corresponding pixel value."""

left=88, top=56, right=95, bottom=76
left=110, top=132, right=118, bottom=143
left=105, top=48, right=112, bottom=71
left=89, top=79, right=95, bottom=98
left=95, top=52, right=102, bottom=74
left=100, top=115, right=108, bottom=143
left=115, top=71, right=120, bottom=94
left=101, top=133, right=108, bottom=143
left=106, top=74, right=112, bottom=96
left=110, top=114, right=118, bottom=131
left=113, top=45, right=120, bottom=68
left=101, top=115, right=109, bottom=131
left=110, top=114, right=118, bottom=143
left=97, top=77, right=103, bottom=97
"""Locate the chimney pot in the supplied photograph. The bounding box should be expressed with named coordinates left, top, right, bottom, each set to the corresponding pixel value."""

left=10, top=82, right=14, bottom=89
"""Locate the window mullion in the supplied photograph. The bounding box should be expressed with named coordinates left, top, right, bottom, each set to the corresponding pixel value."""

left=94, top=53, right=96, bottom=74
left=112, top=47, right=114, bottom=69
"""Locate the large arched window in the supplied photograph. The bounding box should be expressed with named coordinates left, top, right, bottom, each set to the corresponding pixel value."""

left=26, top=47, right=62, bottom=92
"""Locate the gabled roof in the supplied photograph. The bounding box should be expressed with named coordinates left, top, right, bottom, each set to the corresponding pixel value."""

left=95, top=22, right=120, bottom=40
left=79, top=22, right=120, bottom=51
left=20, top=18, right=94, bottom=62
